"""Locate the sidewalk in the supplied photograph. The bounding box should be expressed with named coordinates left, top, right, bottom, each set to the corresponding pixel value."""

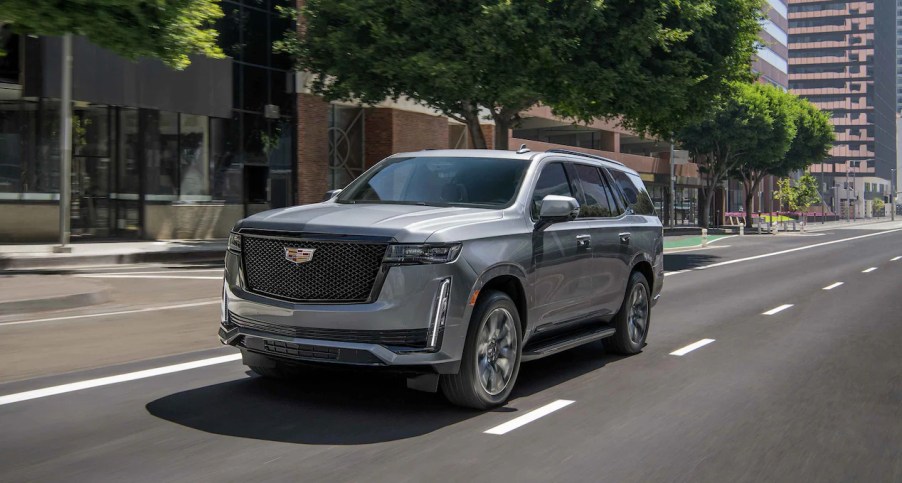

left=0, top=239, right=227, bottom=271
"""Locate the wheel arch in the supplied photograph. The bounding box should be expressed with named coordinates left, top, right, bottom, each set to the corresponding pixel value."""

left=468, top=264, right=529, bottom=336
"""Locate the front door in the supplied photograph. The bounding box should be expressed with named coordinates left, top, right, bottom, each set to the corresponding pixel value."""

left=529, top=161, right=596, bottom=331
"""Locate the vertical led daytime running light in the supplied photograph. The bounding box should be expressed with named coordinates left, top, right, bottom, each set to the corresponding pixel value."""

left=428, top=278, right=452, bottom=350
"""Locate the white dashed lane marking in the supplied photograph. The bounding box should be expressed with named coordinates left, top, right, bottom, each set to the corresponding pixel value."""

left=484, top=400, right=575, bottom=435
left=763, top=304, right=793, bottom=316
left=862, top=267, right=878, bottom=273
left=670, top=339, right=716, bottom=356
left=823, top=282, right=844, bottom=290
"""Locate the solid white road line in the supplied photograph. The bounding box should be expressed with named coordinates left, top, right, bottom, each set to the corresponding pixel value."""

left=82, top=269, right=223, bottom=275
left=0, top=300, right=220, bottom=327
left=763, top=304, right=793, bottom=316
left=695, top=228, right=902, bottom=271
left=862, top=267, right=878, bottom=273
left=670, top=339, right=716, bottom=356
left=664, top=270, right=689, bottom=277
left=892, top=256, right=901, bottom=261
left=0, top=353, right=242, bottom=406
left=823, top=282, right=844, bottom=290
left=75, top=274, right=222, bottom=280
left=484, top=400, right=575, bottom=435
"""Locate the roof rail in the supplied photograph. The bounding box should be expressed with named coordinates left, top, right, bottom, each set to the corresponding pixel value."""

left=545, top=148, right=625, bottom=166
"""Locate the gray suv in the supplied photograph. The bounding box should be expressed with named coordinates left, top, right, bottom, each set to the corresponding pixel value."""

left=220, top=148, right=663, bottom=409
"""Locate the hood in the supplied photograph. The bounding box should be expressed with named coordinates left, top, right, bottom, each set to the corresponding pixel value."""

left=235, top=202, right=503, bottom=242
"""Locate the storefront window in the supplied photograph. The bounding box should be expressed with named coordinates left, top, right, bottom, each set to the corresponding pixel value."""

left=211, top=115, right=243, bottom=203
left=143, top=110, right=179, bottom=199
left=118, top=108, right=140, bottom=196
left=179, top=114, right=210, bottom=200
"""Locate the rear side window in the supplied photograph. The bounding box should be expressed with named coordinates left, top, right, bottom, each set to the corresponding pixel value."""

left=572, top=164, right=615, bottom=218
left=531, top=162, right=573, bottom=219
left=607, top=169, right=657, bottom=216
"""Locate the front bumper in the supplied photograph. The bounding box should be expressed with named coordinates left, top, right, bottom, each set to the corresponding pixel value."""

left=220, top=250, right=476, bottom=374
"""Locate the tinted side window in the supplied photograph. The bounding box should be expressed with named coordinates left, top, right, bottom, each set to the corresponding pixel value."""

left=608, top=169, right=657, bottom=216
left=532, top=162, right=573, bottom=219
left=600, top=169, right=624, bottom=216
left=573, top=164, right=614, bottom=218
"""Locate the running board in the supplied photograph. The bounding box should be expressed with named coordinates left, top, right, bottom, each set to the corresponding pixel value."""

left=522, top=326, right=616, bottom=362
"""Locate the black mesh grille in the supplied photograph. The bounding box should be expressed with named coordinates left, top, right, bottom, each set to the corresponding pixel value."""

left=241, top=235, right=387, bottom=303
left=229, top=312, right=428, bottom=348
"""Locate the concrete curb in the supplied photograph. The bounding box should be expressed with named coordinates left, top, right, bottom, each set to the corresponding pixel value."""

left=0, top=249, right=225, bottom=271
left=0, top=290, right=112, bottom=315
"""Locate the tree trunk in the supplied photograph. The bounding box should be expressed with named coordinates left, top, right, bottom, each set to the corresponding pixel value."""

left=744, top=190, right=755, bottom=229
left=742, top=175, right=765, bottom=229
left=698, top=188, right=711, bottom=228
left=465, top=117, right=487, bottom=149
left=494, top=118, right=510, bottom=151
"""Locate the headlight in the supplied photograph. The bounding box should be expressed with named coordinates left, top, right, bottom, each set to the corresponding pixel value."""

left=383, top=243, right=461, bottom=264
left=227, top=232, right=242, bottom=253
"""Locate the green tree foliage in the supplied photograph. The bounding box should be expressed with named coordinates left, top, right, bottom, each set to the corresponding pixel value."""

left=873, top=198, right=885, bottom=217
left=676, top=82, right=777, bottom=227
left=731, top=89, right=833, bottom=227
left=774, top=174, right=821, bottom=227
left=0, top=0, right=224, bottom=69
left=678, top=82, right=832, bottom=227
left=277, top=0, right=763, bottom=150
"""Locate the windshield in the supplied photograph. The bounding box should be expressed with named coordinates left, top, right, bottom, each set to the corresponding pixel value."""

left=337, top=156, right=529, bottom=208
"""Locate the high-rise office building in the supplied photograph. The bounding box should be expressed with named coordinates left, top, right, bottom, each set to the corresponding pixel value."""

left=788, top=0, right=896, bottom=218
left=758, top=0, right=790, bottom=89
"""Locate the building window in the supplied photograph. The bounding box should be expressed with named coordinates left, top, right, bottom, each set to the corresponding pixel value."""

left=179, top=114, right=210, bottom=200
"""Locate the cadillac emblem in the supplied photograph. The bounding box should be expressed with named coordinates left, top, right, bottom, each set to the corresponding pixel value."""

left=284, top=247, right=316, bottom=264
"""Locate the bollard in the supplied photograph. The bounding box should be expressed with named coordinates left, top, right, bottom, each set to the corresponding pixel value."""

left=739, top=225, right=744, bottom=236
left=701, top=228, right=708, bottom=247
left=758, top=221, right=762, bottom=235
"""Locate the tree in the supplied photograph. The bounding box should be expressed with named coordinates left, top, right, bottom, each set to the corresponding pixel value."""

left=0, top=0, right=224, bottom=69
left=731, top=90, right=833, bottom=227
left=277, top=0, right=763, bottom=150
left=873, top=198, right=885, bottom=217
left=774, top=174, right=821, bottom=229
left=675, top=82, right=780, bottom=228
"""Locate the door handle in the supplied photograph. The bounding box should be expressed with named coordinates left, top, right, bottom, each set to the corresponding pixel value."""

left=619, top=232, right=631, bottom=244
left=576, top=234, right=591, bottom=248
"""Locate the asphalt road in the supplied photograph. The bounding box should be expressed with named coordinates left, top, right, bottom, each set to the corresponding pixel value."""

left=1, top=222, right=901, bottom=482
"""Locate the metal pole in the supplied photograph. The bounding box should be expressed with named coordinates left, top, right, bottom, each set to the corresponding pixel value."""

left=846, top=165, right=850, bottom=223
left=892, top=168, right=896, bottom=222
left=669, top=142, right=675, bottom=228
left=54, top=33, right=73, bottom=253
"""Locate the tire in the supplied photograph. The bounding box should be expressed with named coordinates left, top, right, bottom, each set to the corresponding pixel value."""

left=441, top=291, right=523, bottom=410
left=603, top=271, right=651, bottom=355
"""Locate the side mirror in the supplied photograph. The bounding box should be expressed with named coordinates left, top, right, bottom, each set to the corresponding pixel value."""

left=536, top=195, right=579, bottom=231
left=322, top=189, right=343, bottom=201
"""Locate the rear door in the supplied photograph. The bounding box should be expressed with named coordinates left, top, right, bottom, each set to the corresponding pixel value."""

left=569, top=163, right=631, bottom=315
left=605, top=167, right=663, bottom=290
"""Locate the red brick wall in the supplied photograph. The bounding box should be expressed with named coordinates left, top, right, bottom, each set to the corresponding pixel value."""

left=364, top=108, right=395, bottom=168
left=391, top=109, right=448, bottom=153
left=297, top=94, right=331, bottom=205
left=363, top=108, right=449, bottom=167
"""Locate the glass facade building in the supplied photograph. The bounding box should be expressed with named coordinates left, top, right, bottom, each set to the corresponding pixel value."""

left=0, top=0, right=296, bottom=241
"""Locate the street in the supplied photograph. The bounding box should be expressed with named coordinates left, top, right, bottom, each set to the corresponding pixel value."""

left=1, top=223, right=901, bottom=482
